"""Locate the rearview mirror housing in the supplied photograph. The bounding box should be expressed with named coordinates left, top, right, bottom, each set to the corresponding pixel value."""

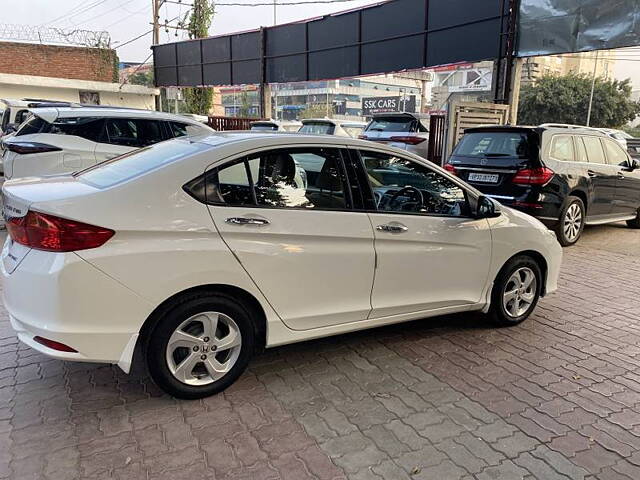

left=628, top=158, right=640, bottom=171
left=473, top=195, right=501, bottom=219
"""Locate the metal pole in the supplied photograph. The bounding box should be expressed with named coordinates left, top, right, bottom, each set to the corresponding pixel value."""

left=273, top=0, right=277, bottom=25
left=152, top=0, right=162, bottom=111
left=586, top=50, right=599, bottom=127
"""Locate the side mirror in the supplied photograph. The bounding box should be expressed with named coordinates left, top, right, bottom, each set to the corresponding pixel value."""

left=627, top=158, right=640, bottom=171
left=474, top=195, right=501, bottom=219
left=4, top=123, right=17, bottom=134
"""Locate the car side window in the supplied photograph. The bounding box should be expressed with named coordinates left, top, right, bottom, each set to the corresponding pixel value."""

left=360, top=150, right=469, bottom=217
left=14, top=109, right=29, bottom=124
left=49, top=117, right=104, bottom=142
left=208, top=148, right=349, bottom=210
left=549, top=135, right=574, bottom=162
left=168, top=121, right=204, bottom=138
left=603, top=138, right=629, bottom=166
left=574, top=136, right=589, bottom=163
left=105, top=119, right=165, bottom=147
left=582, top=136, right=608, bottom=164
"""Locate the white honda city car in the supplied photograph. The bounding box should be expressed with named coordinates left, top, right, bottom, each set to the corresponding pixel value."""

left=1, top=133, right=562, bottom=399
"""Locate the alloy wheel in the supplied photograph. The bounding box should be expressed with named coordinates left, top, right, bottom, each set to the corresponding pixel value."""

left=563, top=203, right=583, bottom=242
left=502, top=267, right=537, bottom=318
left=165, top=311, right=242, bottom=386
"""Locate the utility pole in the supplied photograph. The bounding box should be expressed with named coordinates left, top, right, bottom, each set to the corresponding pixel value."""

left=273, top=0, right=277, bottom=25
left=152, top=0, right=162, bottom=111
left=586, top=50, right=599, bottom=127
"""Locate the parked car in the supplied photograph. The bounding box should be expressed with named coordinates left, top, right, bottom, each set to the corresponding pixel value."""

left=180, top=113, right=210, bottom=125
left=298, top=118, right=365, bottom=138
left=444, top=125, right=640, bottom=246
left=1, top=106, right=214, bottom=179
left=540, top=123, right=633, bottom=150
left=2, top=132, right=561, bottom=398
left=250, top=119, right=301, bottom=132
left=359, top=112, right=430, bottom=159
left=1, top=98, right=71, bottom=136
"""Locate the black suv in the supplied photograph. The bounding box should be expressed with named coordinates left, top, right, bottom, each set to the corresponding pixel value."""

left=444, top=125, right=640, bottom=246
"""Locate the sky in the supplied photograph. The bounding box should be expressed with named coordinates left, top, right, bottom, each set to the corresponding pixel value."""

left=3, top=0, right=640, bottom=90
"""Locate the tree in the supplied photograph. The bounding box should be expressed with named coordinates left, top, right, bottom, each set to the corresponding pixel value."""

left=518, top=73, right=640, bottom=128
left=183, top=0, right=214, bottom=115
left=237, top=92, right=257, bottom=118
left=128, top=70, right=154, bottom=87
left=300, top=103, right=331, bottom=119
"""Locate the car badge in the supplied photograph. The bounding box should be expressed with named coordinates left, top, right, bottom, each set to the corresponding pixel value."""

left=480, top=158, right=488, bottom=166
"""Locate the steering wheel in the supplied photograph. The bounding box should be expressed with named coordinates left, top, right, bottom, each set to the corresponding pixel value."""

left=388, top=186, right=424, bottom=212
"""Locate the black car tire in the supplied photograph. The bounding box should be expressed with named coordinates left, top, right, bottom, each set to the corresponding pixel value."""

left=145, top=292, right=255, bottom=399
left=626, top=208, right=640, bottom=229
left=488, top=255, right=542, bottom=327
left=555, top=196, right=585, bottom=246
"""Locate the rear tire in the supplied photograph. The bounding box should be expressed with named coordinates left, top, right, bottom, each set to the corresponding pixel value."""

left=488, top=255, right=542, bottom=327
left=626, top=208, right=640, bottom=229
left=555, top=196, right=585, bottom=246
left=145, top=292, right=255, bottom=399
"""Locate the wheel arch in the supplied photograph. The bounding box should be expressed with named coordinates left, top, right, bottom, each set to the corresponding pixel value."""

left=568, top=189, right=588, bottom=214
left=137, top=284, right=268, bottom=358
left=506, top=250, right=549, bottom=296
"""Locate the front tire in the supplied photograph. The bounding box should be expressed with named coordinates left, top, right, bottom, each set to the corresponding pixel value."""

left=145, top=292, right=255, bottom=399
left=488, top=256, right=542, bottom=327
left=555, top=196, right=585, bottom=246
left=626, top=208, right=640, bottom=228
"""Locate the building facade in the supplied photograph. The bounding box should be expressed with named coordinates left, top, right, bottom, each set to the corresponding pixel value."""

left=521, top=50, right=616, bottom=84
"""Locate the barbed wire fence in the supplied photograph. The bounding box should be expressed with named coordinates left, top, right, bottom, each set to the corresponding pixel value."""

left=0, top=23, right=110, bottom=48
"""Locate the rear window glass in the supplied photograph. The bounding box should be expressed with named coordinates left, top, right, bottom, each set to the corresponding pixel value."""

left=76, top=139, right=202, bottom=188
left=15, top=116, right=50, bottom=136
left=365, top=117, right=418, bottom=133
left=251, top=123, right=278, bottom=131
left=299, top=122, right=335, bottom=135
left=454, top=131, right=530, bottom=158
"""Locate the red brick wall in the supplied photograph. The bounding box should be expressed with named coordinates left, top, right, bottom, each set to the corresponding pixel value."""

left=0, top=42, right=117, bottom=82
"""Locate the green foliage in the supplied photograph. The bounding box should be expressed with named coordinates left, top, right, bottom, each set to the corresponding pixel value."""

left=518, top=73, right=640, bottom=128
left=237, top=92, right=258, bottom=118
left=128, top=70, right=154, bottom=87
left=183, top=0, right=214, bottom=115
left=300, top=103, right=330, bottom=119
left=623, top=125, right=640, bottom=138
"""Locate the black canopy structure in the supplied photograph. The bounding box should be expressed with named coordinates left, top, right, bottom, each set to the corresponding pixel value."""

left=152, top=0, right=512, bottom=89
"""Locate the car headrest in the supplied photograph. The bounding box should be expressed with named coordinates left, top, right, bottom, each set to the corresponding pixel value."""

left=263, top=153, right=296, bottom=185
left=316, top=158, right=342, bottom=191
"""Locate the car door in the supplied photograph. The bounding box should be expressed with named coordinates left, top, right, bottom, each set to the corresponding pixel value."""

left=94, top=118, right=138, bottom=162
left=206, top=146, right=376, bottom=331
left=353, top=148, right=492, bottom=318
left=602, top=138, right=640, bottom=215
left=580, top=136, right=617, bottom=217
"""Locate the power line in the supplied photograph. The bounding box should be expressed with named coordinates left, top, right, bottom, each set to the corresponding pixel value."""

left=44, top=0, right=110, bottom=27
left=165, top=0, right=366, bottom=6
left=113, top=12, right=188, bottom=50
left=74, top=0, right=141, bottom=28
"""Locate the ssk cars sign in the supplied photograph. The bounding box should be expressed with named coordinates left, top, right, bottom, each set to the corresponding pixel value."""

left=362, top=96, right=416, bottom=115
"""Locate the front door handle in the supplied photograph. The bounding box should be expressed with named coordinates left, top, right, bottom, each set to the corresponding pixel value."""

left=618, top=172, right=626, bottom=179
left=226, top=217, right=270, bottom=226
left=376, top=223, right=408, bottom=233
left=587, top=170, right=598, bottom=178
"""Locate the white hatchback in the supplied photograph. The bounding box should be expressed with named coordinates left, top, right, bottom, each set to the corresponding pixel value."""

left=0, top=106, right=213, bottom=179
left=1, top=133, right=562, bottom=399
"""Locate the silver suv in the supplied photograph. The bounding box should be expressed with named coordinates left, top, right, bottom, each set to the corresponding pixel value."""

left=360, top=112, right=430, bottom=159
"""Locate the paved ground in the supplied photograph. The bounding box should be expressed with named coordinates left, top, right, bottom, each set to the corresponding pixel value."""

left=2, top=224, right=640, bottom=480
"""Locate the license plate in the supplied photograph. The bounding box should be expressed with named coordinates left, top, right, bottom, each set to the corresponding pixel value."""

left=468, top=172, right=499, bottom=183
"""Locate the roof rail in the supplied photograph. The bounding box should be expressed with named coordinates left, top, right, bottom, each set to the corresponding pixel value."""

left=539, top=123, right=601, bottom=132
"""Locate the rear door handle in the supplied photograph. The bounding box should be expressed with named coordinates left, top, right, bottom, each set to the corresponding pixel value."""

left=587, top=170, right=598, bottom=178
left=226, top=217, right=270, bottom=226
left=376, top=223, right=408, bottom=233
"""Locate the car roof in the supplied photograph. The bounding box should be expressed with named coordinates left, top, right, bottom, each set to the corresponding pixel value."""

left=464, top=124, right=609, bottom=137
left=301, top=118, right=365, bottom=127
left=27, top=106, right=212, bottom=127
left=370, top=112, right=430, bottom=119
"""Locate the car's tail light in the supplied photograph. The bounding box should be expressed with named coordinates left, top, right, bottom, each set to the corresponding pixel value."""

left=6, top=211, right=114, bottom=252
left=512, top=167, right=554, bottom=185
left=389, top=136, right=426, bottom=145
left=5, top=142, right=62, bottom=155
left=33, top=336, right=77, bottom=353
left=443, top=163, right=458, bottom=175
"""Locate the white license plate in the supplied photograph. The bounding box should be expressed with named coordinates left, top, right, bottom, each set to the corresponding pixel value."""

left=468, top=172, right=499, bottom=183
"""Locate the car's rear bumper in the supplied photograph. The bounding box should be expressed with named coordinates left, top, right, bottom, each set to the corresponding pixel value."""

left=2, top=246, right=154, bottom=372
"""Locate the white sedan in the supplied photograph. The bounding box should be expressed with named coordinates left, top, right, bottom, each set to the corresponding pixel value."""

left=1, top=133, right=562, bottom=399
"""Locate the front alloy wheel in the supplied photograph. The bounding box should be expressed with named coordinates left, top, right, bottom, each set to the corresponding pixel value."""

left=489, top=255, right=542, bottom=326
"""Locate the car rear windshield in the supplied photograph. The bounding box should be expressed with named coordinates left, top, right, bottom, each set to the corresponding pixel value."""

left=365, top=116, right=424, bottom=133
left=15, top=115, right=49, bottom=136
left=299, top=122, right=335, bottom=135
left=76, top=139, right=203, bottom=188
left=454, top=131, right=530, bottom=158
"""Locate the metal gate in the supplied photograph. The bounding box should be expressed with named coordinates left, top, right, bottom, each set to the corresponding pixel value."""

left=427, top=115, right=446, bottom=166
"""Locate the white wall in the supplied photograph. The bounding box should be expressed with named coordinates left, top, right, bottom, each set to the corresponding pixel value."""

left=0, top=83, right=156, bottom=110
